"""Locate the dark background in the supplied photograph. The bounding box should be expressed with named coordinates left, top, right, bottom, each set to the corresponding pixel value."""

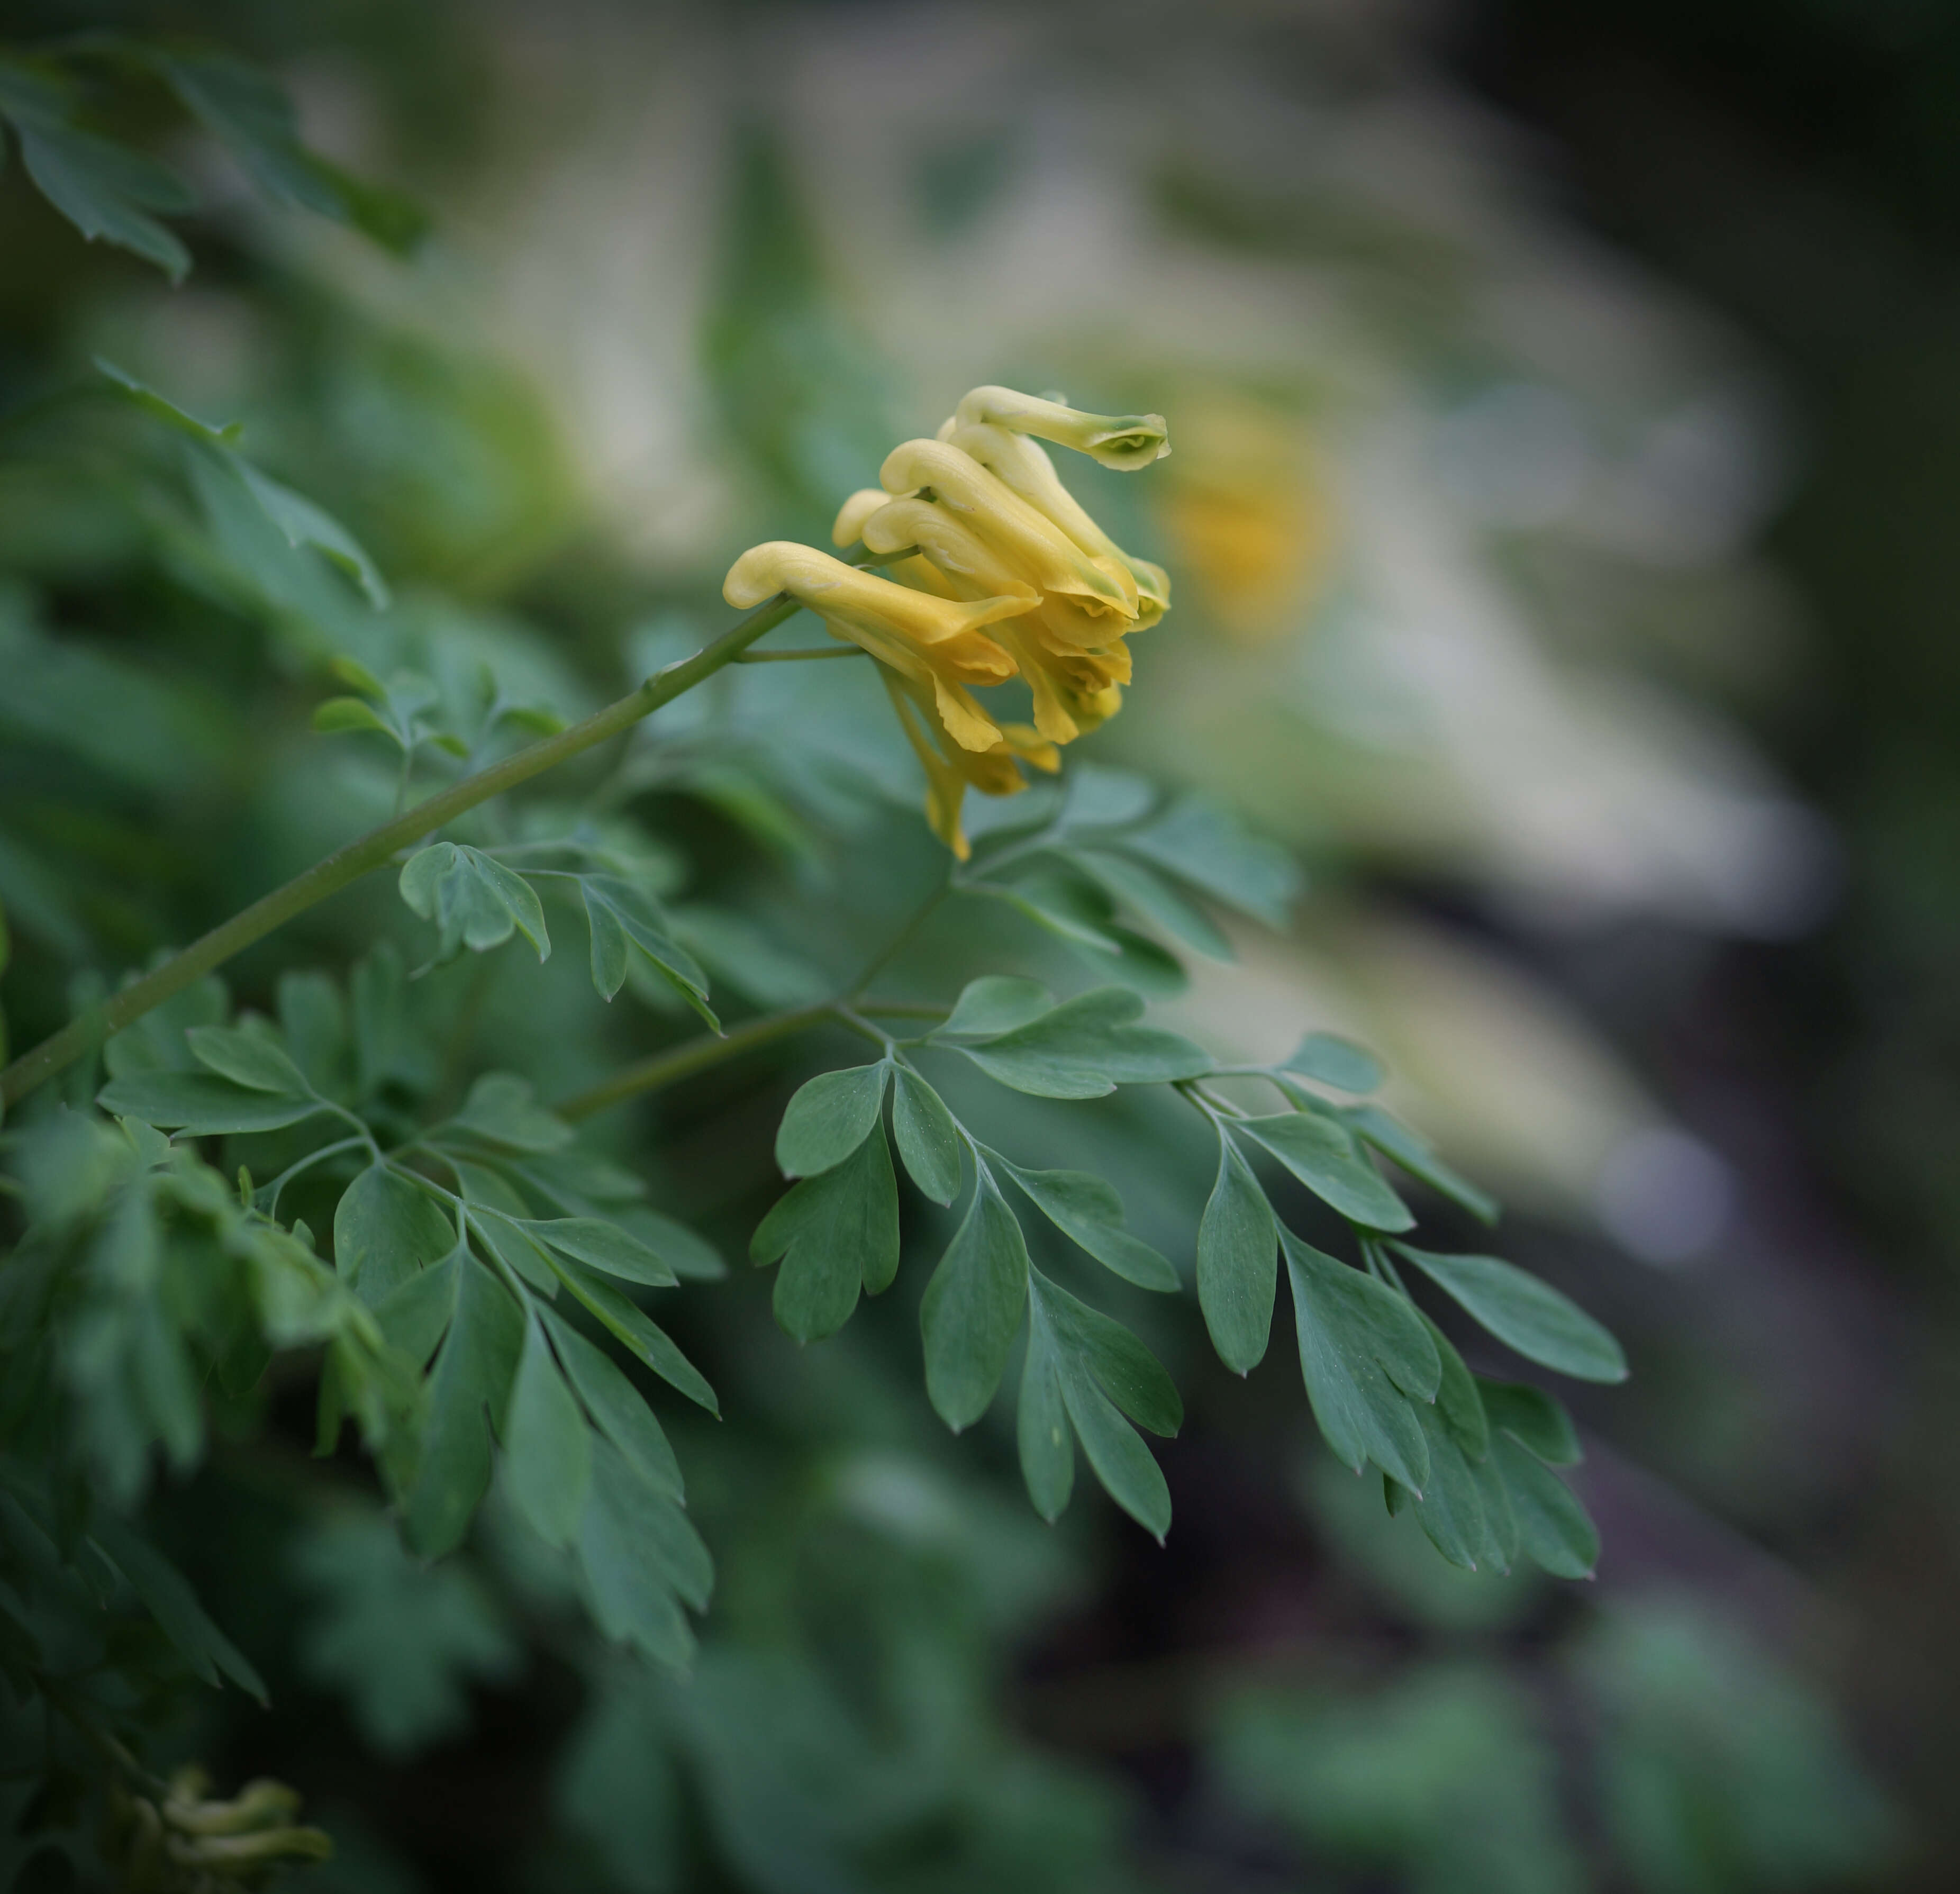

left=1455, top=0, right=1960, bottom=1861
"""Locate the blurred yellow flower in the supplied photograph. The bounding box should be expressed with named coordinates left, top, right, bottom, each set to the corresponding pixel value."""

left=732, top=386, right=1170, bottom=854
left=1153, top=395, right=1332, bottom=645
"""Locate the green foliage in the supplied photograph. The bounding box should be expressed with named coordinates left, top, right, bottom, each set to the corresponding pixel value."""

left=1021, top=1267, right=1182, bottom=1538
left=1197, top=1134, right=1278, bottom=1371
left=292, top=1512, right=520, bottom=1755
left=0, top=28, right=1749, bottom=1894
left=399, top=841, right=551, bottom=964
left=1210, top=1666, right=1585, bottom=1894
left=751, top=1120, right=900, bottom=1342
left=930, top=980, right=1212, bottom=1098
left=1394, top=1243, right=1629, bottom=1383
left=0, top=39, right=416, bottom=278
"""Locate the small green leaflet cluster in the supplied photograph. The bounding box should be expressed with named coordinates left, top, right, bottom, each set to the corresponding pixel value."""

left=88, top=957, right=724, bottom=1672
left=754, top=978, right=1202, bottom=1540
left=0, top=1109, right=407, bottom=1511
left=314, top=654, right=568, bottom=768
left=0, top=39, right=421, bottom=283
left=0, top=1106, right=373, bottom=1726
left=306, top=638, right=732, bottom=1020
left=394, top=836, right=716, bottom=1026
left=958, top=764, right=1300, bottom=992
left=754, top=981, right=1625, bottom=1569
left=1191, top=1036, right=1623, bottom=1578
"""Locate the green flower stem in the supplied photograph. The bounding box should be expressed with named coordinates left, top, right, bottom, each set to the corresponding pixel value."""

left=0, top=574, right=868, bottom=1112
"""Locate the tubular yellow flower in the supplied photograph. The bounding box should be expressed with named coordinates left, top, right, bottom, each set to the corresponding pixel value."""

left=878, top=439, right=1138, bottom=619
left=939, top=385, right=1169, bottom=470
left=722, top=542, right=1021, bottom=751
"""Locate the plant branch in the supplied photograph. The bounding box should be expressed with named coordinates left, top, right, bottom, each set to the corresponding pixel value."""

left=555, top=994, right=950, bottom=1123
left=555, top=1004, right=836, bottom=1122
left=0, top=552, right=905, bottom=1113
left=846, top=880, right=952, bottom=998
left=732, top=646, right=864, bottom=664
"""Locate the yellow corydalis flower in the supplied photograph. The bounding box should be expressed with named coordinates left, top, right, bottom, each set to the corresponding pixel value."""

left=722, top=542, right=1022, bottom=753
left=731, top=385, right=1169, bottom=856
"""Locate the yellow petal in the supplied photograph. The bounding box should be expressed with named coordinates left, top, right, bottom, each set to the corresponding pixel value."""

left=862, top=494, right=1039, bottom=604
left=930, top=672, right=1010, bottom=752
left=983, top=619, right=1081, bottom=744
left=830, top=488, right=896, bottom=548
left=999, top=724, right=1062, bottom=773
left=866, top=497, right=1140, bottom=673
left=883, top=673, right=973, bottom=858
left=1069, top=684, right=1123, bottom=734
left=877, top=664, right=1055, bottom=858
left=723, top=541, right=1023, bottom=681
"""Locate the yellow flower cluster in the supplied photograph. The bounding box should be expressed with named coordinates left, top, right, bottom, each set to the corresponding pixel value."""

left=722, top=386, right=1169, bottom=858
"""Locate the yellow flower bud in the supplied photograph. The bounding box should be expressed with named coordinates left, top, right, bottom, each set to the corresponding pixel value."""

left=723, top=541, right=1021, bottom=752
left=941, top=385, right=1169, bottom=470
left=878, top=439, right=1138, bottom=619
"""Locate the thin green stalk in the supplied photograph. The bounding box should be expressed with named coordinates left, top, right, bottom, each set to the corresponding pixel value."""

left=555, top=997, right=949, bottom=1121
left=258, top=1133, right=369, bottom=1217
left=1177, top=1079, right=1248, bottom=1122
left=732, top=646, right=865, bottom=664
left=0, top=566, right=902, bottom=1111
left=556, top=1004, right=836, bottom=1122
left=846, top=881, right=952, bottom=998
